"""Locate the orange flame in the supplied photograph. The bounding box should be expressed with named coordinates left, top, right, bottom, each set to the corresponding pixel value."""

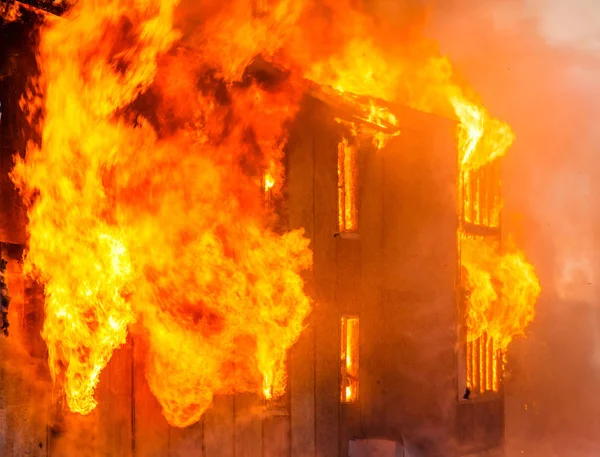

left=13, top=0, right=312, bottom=427
left=13, top=0, right=540, bottom=425
left=305, top=29, right=538, bottom=357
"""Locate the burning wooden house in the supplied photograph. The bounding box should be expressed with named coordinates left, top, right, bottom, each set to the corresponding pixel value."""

left=0, top=2, right=540, bottom=457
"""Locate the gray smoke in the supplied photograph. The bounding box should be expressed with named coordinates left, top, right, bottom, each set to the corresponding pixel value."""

left=417, top=1, right=600, bottom=455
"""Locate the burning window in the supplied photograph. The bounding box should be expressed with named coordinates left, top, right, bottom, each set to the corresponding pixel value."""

left=461, top=162, right=501, bottom=229
left=454, top=96, right=539, bottom=399
left=337, top=138, right=358, bottom=233
left=341, top=315, right=359, bottom=403
left=460, top=160, right=502, bottom=396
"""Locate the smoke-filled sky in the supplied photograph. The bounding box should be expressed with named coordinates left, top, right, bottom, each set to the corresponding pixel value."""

left=411, top=1, right=600, bottom=455
left=420, top=0, right=600, bottom=299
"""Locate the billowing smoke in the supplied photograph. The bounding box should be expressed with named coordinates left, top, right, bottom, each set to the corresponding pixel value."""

left=415, top=0, right=600, bottom=455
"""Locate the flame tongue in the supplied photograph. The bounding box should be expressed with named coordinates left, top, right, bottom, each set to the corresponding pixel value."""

left=13, top=0, right=182, bottom=414
left=14, top=0, right=540, bottom=425
left=461, top=235, right=541, bottom=351
left=14, top=0, right=312, bottom=425
left=305, top=34, right=540, bottom=356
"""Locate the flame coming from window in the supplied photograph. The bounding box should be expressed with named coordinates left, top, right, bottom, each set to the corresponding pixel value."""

left=302, top=6, right=540, bottom=376
left=341, top=316, right=359, bottom=403
left=13, top=0, right=540, bottom=425
left=337, top=138, right=358, bottom=233
left=461, top=235, right=541, bottom=352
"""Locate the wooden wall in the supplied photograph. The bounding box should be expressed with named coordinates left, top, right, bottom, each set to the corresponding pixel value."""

left=0, top=14, right=33, bottom=245
left=0, top=14, right=48, bottom=454
left=0, top=243, right=49, bottom=456
left=357, top=108, right=459, bottom=456
left=0, top=66, right=503, bottom=455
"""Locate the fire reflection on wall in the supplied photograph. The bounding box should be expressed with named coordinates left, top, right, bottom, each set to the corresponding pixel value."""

left=337, top=138, right=358, bottom=234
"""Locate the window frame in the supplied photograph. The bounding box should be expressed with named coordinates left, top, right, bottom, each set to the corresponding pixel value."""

left=457, top=160, right=503, bottom=401
left=340, top=315, right=360, bottom=404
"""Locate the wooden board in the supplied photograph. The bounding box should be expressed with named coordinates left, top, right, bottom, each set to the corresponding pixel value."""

left=233, top=393, right=262, bottom=457
left=286, top=97, right=316, bottom=457
left=97, top=339, right=133, bottom=457
left=203, top=396, right=234, bottom=457
left=312, top=103, right=340, bottom=457
left=169, top=420, right=204, bottom=457
left=358, top=147, right=386, bottom=437
left=379, top=123, right=458, bottom=454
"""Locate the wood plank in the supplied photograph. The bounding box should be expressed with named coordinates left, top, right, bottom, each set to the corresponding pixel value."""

left=460, top=222, right=501, bottom=238
left=169, top=420, right=204, bottom=457
left=0, top=256, right=25, bottom=456
left=379, top=119, right=458, bottom=453
left=48, top=407, right=101, bottom=457
left=0, top=143, right=27, bottom=245
left=23, top=273, right=50, bottom=457
left=288, top=321, right=314, bottom=457
left=132, top=337, right=170, bottom=457
left=203, top=395, right=234, bottom=457
left=336, top=214, right=362, bottom=457
left=97, top=340, right=133, bottom=457
left=263, top=414, right=289, bottom=457
left=0, top=361, right=7, bottom=454
left=234, top=393, right=262, bottom=457
left=358, top=145, right=386, bottom=436
left=286, top=97, right=315, bottom=457
left=92, top=365, right=115, bottom=457
left=313, top=103, right=340, bottom=457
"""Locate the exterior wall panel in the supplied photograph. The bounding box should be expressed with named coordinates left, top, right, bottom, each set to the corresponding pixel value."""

left=0, top=21, right=505, bottom=452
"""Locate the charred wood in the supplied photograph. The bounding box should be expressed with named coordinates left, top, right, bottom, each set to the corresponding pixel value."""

left=461, top=221, right=501, bottom=238
left=6, top=0, right=68, bottom=18
left=0, top=257, right=10, bottom=337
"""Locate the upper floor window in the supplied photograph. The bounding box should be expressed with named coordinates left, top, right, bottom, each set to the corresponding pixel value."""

left=337, top=138, right=358, bottom=233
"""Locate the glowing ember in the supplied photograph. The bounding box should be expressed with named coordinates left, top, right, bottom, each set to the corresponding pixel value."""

left=461, top=235, right=541, bottom=352
left=340, top=316, right=359, bottom=403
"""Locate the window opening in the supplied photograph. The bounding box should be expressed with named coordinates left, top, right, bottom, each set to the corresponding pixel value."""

left=337, top=139, right=358, bottom=233
left=341, top=315, right=359, bottom=403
